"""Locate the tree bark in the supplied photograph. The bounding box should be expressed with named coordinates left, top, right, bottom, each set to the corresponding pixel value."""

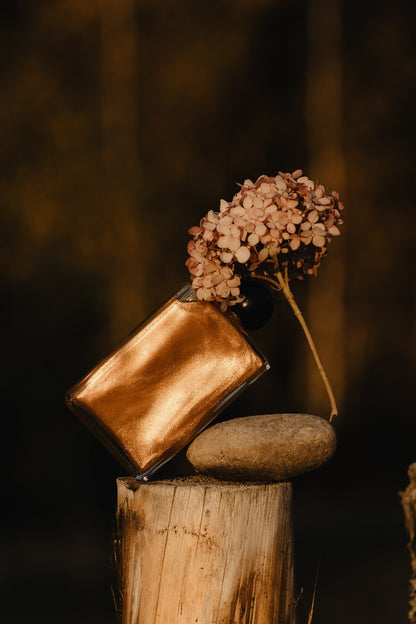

left=115, top=476, right=295, bottom=624
left=400, top=463, right=416, bottom=623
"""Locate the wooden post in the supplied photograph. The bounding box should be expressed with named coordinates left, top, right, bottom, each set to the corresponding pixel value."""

left=115, top=476, right=295, bottom=624
left=400, top=463, right=416, bottom=623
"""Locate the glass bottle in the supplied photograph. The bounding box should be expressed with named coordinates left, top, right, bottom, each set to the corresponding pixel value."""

left=66, top=284, right=269, bottom=479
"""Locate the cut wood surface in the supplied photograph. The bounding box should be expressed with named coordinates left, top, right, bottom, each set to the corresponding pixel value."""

left=116, top=476, right=294, bottom=624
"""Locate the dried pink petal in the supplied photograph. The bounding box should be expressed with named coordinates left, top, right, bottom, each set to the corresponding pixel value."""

left=253, top=197, right=264, bottom=209
left=215, top=282, right=231, bottom=298
left=243, top=197, right=253, bottom=210
left=268, top=245, right=280, bottom=256
left=227, top=275, right=241, bottom=288
left=189, top=226, right=202, bottom=235
left=217, top=236, right=229, bottom=249
left=291, top=213, right=303, bottom=224
left=269, top=229, right=281, bottom=240
left=255, top=223, right=267, bottom=236
left=230, top=224, right=240, bottom=238
left=192, top=276, right=204, bottom=287
left=202, top=229, right=214, bottom=241
left=265, top=204, right=277, bottom=216
left=203, top=221, right=216, bottom=231
left=248, top=233, right=260, bottom=246
left=234, top=246, right=251, bottom=263
left=314, top=187, right=323, bottom=199
left=230, top=205, right=246, bottom=217
left=189, top=263, right=203, bottom=276
left=220, top=251, right=233, bottom=263
left=211, top=272, right=223, bottom=285
left=275, top=176, right=287, bottom=192
left=220, top=266, right=233, bottom=280
left=286, top=199, right=299, bottom=209
left=298, top=176, right=313, bottom=187
left=202, top=275, right=213, bottom=288
left=258, top=248, right=269, bottom=262
left=307, top=210, right=319, bottom=223
left=206, top=210, right=219, bottom=223
left=312, top=235, right=326, bottom=247
left=276, top=213, right=288, bottom=227
left=259, top=182, right=273, bottom=195
left=217, top=222, right=231, bottom=235
left=196, top=287, right=212, bottom=300
left=219, top=215, right=233, bottom=226
left=227, top=236, right=241, bottom=252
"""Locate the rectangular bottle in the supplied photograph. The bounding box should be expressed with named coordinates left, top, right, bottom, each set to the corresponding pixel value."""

left=66, top=285, right=269, bottom=479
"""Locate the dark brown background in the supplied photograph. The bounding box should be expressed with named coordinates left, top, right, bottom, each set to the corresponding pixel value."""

left=1, top=1, right=415, bottom=622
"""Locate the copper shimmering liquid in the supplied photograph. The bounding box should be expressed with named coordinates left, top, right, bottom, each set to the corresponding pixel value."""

left=66, top=292, right=268, bottom=478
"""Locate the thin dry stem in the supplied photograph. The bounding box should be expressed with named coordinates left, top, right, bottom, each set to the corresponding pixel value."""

left=275, top=270, right=338, bottom=422
left=307, top=564, right=320, bottom=624
left=252, top=269, right=338, bottom=422
left=251, top=273, right=281, bottom=291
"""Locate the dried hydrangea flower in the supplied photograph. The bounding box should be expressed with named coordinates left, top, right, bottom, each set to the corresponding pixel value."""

left=186, top=170, right=344, bottom=422
left=186, top=171, right=343, bottom=307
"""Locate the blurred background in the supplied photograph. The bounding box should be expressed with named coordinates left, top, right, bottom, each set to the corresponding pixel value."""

left=1, top=0, right=415, bottom=622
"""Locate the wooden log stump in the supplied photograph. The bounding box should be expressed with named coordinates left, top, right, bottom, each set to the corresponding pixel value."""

left=400, top=463, right=416, bottom=623
left=115, top=476, right=295, bottom=624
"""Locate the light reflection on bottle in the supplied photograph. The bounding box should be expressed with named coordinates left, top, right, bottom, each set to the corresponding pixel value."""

left=66, top=285, right=269, bottom=479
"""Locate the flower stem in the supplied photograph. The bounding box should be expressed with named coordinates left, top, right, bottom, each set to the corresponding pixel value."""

left=250, top=273, right=281, bottom=291
left=274, top=270, right=338, bottom=422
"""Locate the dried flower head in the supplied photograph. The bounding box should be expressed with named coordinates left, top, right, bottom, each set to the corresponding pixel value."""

left=186, top=170, right=344, bottom=307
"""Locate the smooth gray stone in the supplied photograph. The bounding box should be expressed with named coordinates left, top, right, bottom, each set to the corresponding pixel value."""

left=186, top=414, right=336, bottom=481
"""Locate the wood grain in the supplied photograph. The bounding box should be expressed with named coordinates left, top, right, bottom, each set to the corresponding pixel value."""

left=401, top=464, right=416, bottom=623
left=116, top=476, right=294, bottom=624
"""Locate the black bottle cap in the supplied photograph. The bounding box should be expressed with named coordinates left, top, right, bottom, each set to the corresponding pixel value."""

left=233, top=279, right=274, bottom=331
